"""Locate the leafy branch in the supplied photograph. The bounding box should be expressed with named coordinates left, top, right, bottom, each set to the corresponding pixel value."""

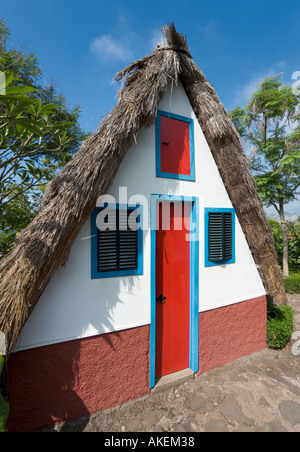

left=0, top=71, right=77, bottom=217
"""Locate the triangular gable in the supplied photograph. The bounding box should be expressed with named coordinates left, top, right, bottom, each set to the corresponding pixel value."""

left=15, top=80, right=266, bottom=352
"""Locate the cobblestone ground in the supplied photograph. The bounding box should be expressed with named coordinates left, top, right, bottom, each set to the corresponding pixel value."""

left=43, top=295, right=300, bottom=433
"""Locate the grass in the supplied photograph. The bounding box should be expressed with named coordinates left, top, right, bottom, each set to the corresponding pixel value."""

left=284, top=273, right=300, bottom=294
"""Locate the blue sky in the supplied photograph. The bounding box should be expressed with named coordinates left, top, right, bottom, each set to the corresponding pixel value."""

left=1, top=0, right=300, bottom=216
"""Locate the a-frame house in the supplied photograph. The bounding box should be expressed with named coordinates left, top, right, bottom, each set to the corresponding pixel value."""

left=0, top=23, right=286, bottom=432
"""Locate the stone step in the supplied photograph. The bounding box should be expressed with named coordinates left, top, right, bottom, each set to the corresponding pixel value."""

left=153, top=368, right=195, bottom=393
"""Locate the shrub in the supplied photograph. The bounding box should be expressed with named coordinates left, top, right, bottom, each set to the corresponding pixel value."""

left=267, top=299, right=294, bottom=349
left=284, top=274, right=300, bottom=294
left=0, top=354, right=9, bottom=432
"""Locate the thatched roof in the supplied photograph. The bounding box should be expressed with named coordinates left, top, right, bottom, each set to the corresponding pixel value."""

left=0, top=23, right=287, bottom=354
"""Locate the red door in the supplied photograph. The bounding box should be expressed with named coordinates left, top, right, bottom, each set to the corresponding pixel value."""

left=155, top=201, right=191, bottom=378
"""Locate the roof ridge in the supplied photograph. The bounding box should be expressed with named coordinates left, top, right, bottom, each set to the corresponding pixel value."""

left=155, top=45, right=192, bottom=58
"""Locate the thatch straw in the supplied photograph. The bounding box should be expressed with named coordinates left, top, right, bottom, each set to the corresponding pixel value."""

left=0, top=23, right=287, bottom=354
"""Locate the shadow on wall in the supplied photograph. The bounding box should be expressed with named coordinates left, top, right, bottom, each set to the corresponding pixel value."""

left=6, top=341, right=91, bottom=432
left=6, top=171, right=185, bottom=431
left=6, top=310, right=151, bottom=432
left=5, top=234, right=150, bottom=432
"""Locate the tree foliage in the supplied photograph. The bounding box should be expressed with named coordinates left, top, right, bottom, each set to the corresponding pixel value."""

left=287, top=217, right=300, bottom=268
left=0, top=18, right=87, bottom=216
left=230, top=74, right=300, bottom=276
left=0, top=18, right=88, bottom=258
left=230, top=74, right=300, bottom=210
left=0, top=187, right=38, bottom=258
left=269, top=217, right=300, bottom=270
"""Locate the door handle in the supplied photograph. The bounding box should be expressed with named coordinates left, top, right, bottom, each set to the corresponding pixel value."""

left=156, top=294, right=167, bottom=304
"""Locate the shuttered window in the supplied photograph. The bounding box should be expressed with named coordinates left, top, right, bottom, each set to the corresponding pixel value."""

left=208, top=212, right=232, bottom=262
left=97, top=208, right=138, bottom=273
left=205, top=208, right=235, bottom=267
left=91, top=205, right=143, bottom=278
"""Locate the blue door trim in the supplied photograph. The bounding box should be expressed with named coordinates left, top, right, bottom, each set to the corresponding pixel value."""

left=150, top=194, right=199, bottom=388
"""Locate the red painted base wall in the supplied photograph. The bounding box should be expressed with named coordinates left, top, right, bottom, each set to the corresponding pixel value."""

left=6, top=325, right=151, bottom=432
left=197, top=296, right=267, bottom=376
left=6, top=296, right=267, bottom=432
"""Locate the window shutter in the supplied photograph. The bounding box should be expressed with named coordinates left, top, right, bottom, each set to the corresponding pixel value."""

left=208, top=212, right=224, bottom=262
left=119, top=210, right=138, bottom=271
left=97, top=208, right=118, bottom=273
left=223, top=212, right=232, bottom=261
left=208, top=212, right=232, bottom=262
left=97, top=208, right=138, bottom=273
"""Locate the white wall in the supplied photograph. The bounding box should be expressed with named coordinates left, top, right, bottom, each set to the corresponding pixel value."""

left=15, top=81, right=266, bottom=352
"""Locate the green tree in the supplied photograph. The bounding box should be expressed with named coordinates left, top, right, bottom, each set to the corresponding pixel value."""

left=0, top=19, right=41, bottom=86
left=0, top=18, right=88, bottom=253
left=268, top=217, right=300, bottom=272
left=230, top=74, right=300, bottom=276
left=0, top=186, right=38, bottom=259
left=0, top=74, right=77, bottom=216
left=268, top=218, right=283, bottom=265
left=0, top=19, right=87, bottom=212
left=287, top=217, right=300, bottom=270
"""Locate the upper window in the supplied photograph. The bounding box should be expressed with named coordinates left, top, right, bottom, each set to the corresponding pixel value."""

left=91, top=205, right=143, bottom=279
left=205, top=208, right=235, bottom=267
left=155, top=110, right=195, bottom=181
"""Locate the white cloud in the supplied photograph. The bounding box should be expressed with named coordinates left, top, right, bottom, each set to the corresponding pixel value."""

left=89, top=15, right=140, bottom=64
left=201, top=21, right=224, bottom=42
left=233, top=63, right=288, bottom=107
left=235, top=74, right=269, bottom=106
left=90, top=34, right=134, bottom=63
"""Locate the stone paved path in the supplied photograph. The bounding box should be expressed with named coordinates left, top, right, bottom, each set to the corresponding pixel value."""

left=44, top=295, right=300, bottom=433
